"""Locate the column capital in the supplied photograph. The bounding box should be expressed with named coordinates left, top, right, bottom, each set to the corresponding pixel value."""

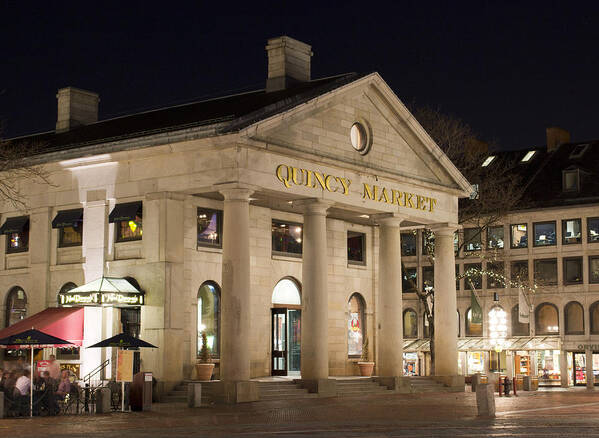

left=293, top=198, right=333, bottom=215
left=218, top=185, right=256, bottom=202
left=428, top=222, right=460, bottom=235
left=373, top=213, right=404, bottom=227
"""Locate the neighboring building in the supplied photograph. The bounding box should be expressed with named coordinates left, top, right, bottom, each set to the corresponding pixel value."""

left=0, top=36, right=471, bottom=399
left=401, top=130, right=599, bottom=387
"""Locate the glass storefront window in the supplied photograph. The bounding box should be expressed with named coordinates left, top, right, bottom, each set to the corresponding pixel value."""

left=590, top=257, right=599, bottom=284
left=422, top=266, right=434, bottom=291
left=564, top=257, right=583, bottom=284
left=403, top=352, right=419, bottom=376
left=272, top=220, right=303, bottom=256
left=464, top=263, right=482, bottom=289
left=511, top=260, right=529, bottom=286
left=401, top=232, right=417, bottom=256
left=198, top=281, right=220, bottom=358
left=534, top=258, right=558, bottom=285
left=116, top=214, right=143, bottom=242
left=348, top=294, right=365, bottom=357
left=535, top=303, right=559, bottom=334
left=486, top=262, right=505, bottom=289
left=197, top=208, right=222, bottom=248
left=403, top=309, right=417, bottom=338
left=347, top=231, right=365, bottom=265
left=562, top=219, right=582, bottom=245
left=589, top=217, right=599, bottom=243
left=5, top=287, right=27, bottom=327
left=467, top=352, right=485, bottom=374
left=463, top=228, right=482, bottom=252
left=402, top=266, right=417, bottom=293
left=537, top=350, right=561, bottom=386
left=533, top=221, right=557, bottom=246
left=510, top=223, right=528, bottom=249
left=487, top=225, right=504, bottom=249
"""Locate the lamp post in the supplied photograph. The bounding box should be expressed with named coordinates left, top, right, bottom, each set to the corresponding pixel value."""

left=488, top=293, right=507, bottom=370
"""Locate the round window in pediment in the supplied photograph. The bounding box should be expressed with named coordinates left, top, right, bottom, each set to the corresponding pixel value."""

left=350, top=122, right=371, bottom=155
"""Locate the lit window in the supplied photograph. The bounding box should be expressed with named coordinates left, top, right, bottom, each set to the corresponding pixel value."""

left=588, top=217, right=599, bottom=243
left=197, top=208, right=223, bottom=248
left=481, top=155, right=496, bottom=167
left=510, top=223, right=528, bottom=248
left=53, top=209, right=84, bottom=248
left=0, top=216, right=30, bottom=254
left=466, top=307, right=483, bottom=336
left=350, top=122, right=370, bottom=154
left=348, top=294, right=366, bottom=357
left=402, top=266, right=417, bottom=293
left=535, top=303, right=559, bottom=335
left=109, top=202, right=143, bottom=242
left=533, top=221, right=557, bottom=246
left=463, top=228, right=482, bottom=251
left=521, top=150, right=536, bottom=162
left=197, top=281, right=220, bottom=358
left=401, top=232, right=417, bottom=256
left=562, top=219, right=582, bottom=245
left=422, top=266, right=434, bottom=291
left=272, top=220, right=303, bottom=256
left=487, top=225, right=504, bottom=249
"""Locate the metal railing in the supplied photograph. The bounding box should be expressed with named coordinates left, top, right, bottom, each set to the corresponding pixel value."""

left=82, top=359, right=110, bottom=386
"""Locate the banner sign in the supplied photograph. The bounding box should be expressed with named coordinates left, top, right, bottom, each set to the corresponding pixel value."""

left=117, top=349, right=134, bottom=382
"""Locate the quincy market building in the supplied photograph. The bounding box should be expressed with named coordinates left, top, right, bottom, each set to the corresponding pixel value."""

left=0, top=37, right=472, bottom=399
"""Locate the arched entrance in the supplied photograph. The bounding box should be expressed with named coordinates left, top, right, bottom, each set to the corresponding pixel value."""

left=271, top=278, right=301, bottom=376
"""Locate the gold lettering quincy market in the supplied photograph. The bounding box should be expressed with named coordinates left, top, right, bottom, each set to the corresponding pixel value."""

left=276, top=164, right=351, bottom=195
left=362, top=183, right=437, bottom=212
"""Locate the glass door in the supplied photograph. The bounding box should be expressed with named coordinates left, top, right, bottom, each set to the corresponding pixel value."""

left=574, top=352, right=586, bottom=385
left=272, top=309, right=287, bottom=376
left=288, top=309, right=301, bottom=375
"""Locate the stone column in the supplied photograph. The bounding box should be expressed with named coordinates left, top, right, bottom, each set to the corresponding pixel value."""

left=432, top=225, right=459, bottom=378
left=300, top=200, right=331, bottom=384
left=220, top=187, right=254, bottom=382
left=586, top=349, right=594, bottom=389
left=377, top=215, right=403, bottom=378
left=560, top=350, right=569, bottom=388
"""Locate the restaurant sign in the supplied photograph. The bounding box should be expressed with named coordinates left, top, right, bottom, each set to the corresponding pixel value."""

left=276, top=164, right=437, bottom=213
left=59, top=291, right=144, bottom=306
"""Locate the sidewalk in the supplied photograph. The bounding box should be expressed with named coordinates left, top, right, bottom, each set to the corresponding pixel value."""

left=3, top=388, right=599, bottom=437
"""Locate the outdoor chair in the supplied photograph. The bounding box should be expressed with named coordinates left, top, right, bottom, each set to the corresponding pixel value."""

left=60, top=384, right=82, bottom=415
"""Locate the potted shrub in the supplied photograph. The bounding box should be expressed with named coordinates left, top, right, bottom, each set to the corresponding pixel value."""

left=195, top=332, right=215, bottom=381
left=357, top=337, right=375, bottom=376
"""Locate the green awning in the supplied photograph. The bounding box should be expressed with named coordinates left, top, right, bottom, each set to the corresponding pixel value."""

left=0, top=216, right=29, bottom=234
left=109, top=201, right=142, bottom=223
left=52, top=209, right=83, bottom=228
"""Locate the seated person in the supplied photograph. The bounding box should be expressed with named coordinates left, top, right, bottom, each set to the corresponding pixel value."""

left=15, top=370, right=30, bottom=397
left=55, top=370, right=71, bottom=400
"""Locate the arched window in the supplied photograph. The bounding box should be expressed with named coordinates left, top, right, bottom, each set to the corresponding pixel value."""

left=535, top=303, right=559, bottom=335
left=565, top=301, right=584, bottom=335
left=348, top=293, right=365, bottom=357
left=272, top=278, right=301, bottom=306
left=423, top=314, right=430, bottom=338
left=511, top=305, right=530, bottom=336
left=57, top=282, right=77, bottom=306
left=466, top=307, right=483, bottom=336
left=198, top=281, right=221, bottom=358
left=5, top=287, right=27, bottom=327
left=590, top=302, right=599, bottom=335
left=403, top=309, right=417, bottom=338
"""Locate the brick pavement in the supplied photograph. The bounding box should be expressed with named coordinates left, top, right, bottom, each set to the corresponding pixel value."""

left=2, top=389, right=599, bottom=437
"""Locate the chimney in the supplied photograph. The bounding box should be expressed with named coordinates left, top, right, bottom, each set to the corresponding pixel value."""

left=546, top=127, right=570, bottom=152
left=56, top=87, right=100, bottom=132
left=266, top=36, right=313, bottom=92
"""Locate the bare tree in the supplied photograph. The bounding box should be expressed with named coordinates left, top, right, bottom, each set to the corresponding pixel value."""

left=0, top=134, right=51, bottom=209
left=405, top=104, right=531, bottom=374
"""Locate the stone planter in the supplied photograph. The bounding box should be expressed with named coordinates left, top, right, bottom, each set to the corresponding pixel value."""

left=357, top=361, right=375, bottom=377
left=195, top=363, right=215, bottom=381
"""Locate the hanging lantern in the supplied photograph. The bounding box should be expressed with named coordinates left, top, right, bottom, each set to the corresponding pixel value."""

left=489, top=293, right=507, bottom=352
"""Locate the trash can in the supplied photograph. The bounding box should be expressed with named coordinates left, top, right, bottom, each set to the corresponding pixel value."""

left=515, top=375, right=524, bottom=391
left=130, top=372, right=153, bottom=411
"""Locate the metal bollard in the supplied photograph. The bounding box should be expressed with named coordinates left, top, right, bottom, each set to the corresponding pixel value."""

left=498, top=377, right=503, bottom=396
left=512, top=377, right=517, bottom=396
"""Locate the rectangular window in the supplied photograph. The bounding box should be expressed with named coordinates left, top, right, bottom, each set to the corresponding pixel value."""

left=463, top=228, right=482, bottom=252
left=510, top=224, right=528, bottom=249
left=0, top=216, right=30, bottom=254
left=511, top=260, right=529, bottom=286
left=402, top=266, right=418, bottom=293
left=534, top=258, right=558, bottom=285
left=272, top=220, right=303, bottom=256
left=487, top=225, right=504, bottom=249
left=562, top=219, right=582, bottom=245
left=464, top=263, right=482, bottom=289
left=401, top=232, right=417, bottom=256
left=588, top=217, right=599, bottom=243
left=533, top=221, right=557, bottom=247
left=347, top=231, right=366, bottom=265
left=487, top=262, right=505, bottom=289
left=422, top=266, right=434, bottom=291
left=563, top=169, right=579, bottom=192
left=53, top=209, right=84, bottom=248
left=109, top=202, right=143, bottom=242
left=590, top=256, right=599, bottom=284
left=197, top=208, right=223, bottom=248
left=563, top=257, right=583, bottom=285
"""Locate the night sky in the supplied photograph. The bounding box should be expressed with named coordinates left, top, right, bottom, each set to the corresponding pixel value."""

left=2, top=2, right=598, bottom=150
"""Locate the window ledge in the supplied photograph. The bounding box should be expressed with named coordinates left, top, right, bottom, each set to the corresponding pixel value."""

left=272, top=254, right=302, bottom=263
left=196, top=246, right=222, bottom=254
left=347, top=262, right=367, bottom=270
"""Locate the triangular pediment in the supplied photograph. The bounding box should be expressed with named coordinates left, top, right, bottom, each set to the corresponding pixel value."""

left=243, top=73, right=472, bottom=197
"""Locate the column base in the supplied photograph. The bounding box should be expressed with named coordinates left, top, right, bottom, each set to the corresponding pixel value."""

left=297, top=379, right=337, bottom=397
left=210, top=381, right=259, bottom=403
left=374, top=376, right=411, bottom=393
left=432, top=375, right=465, bottom=392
